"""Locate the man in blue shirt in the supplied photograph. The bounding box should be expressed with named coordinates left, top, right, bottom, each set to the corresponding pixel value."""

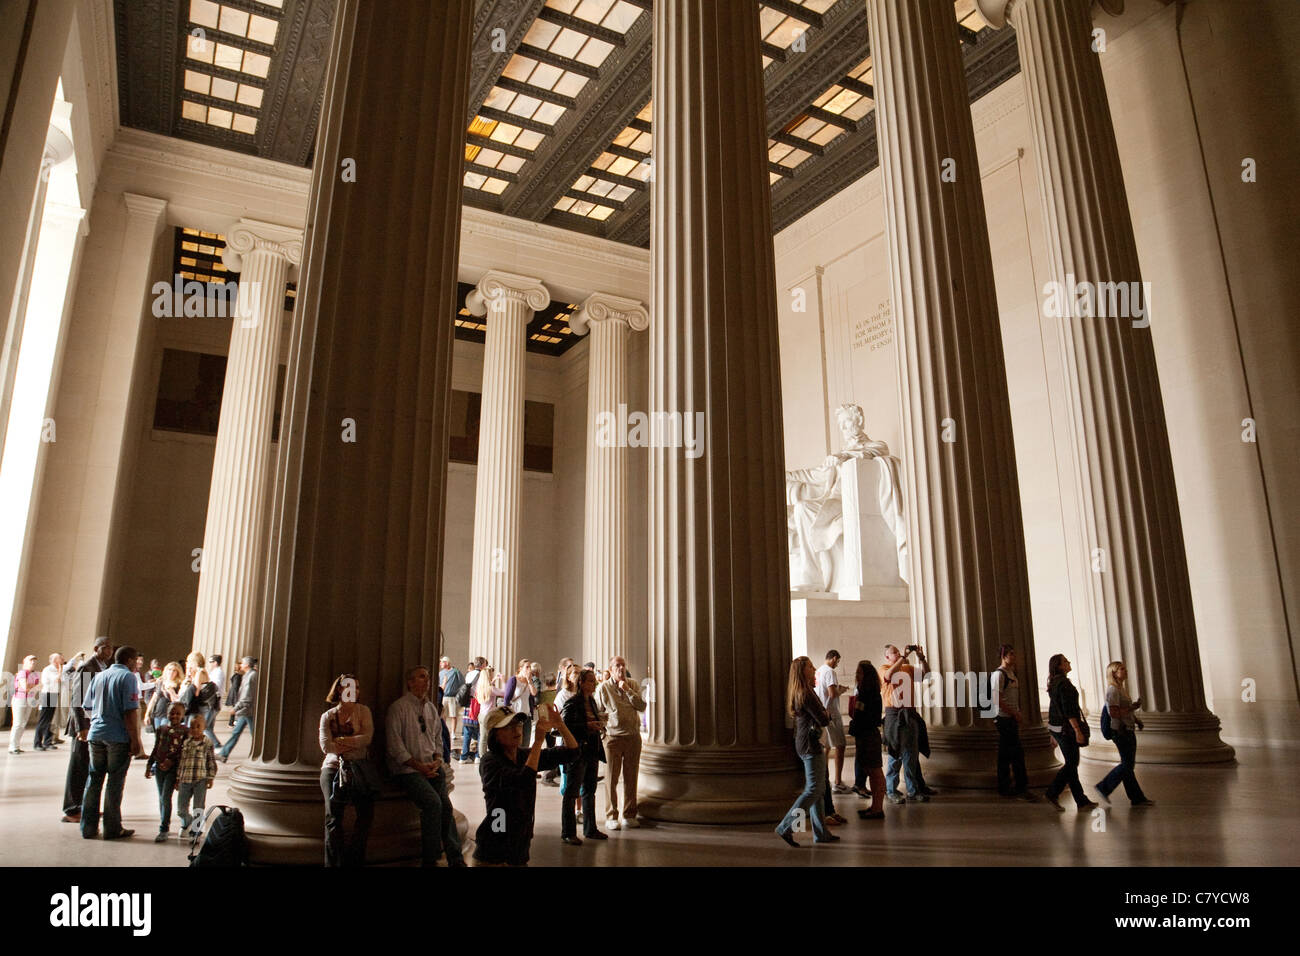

left=80, top=645, right=144, bottom=839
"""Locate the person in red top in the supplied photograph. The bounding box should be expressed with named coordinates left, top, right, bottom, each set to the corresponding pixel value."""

left=144, top=702, right=188, bottom=841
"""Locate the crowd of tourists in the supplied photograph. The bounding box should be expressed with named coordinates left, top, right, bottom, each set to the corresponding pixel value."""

left=319, top=654, right=649, bottom=867
left=2, top=636, right=259, bottom=842
left=7, top=635, right=1151, bottom=864
left=775, top=643, right=1155, bottom=847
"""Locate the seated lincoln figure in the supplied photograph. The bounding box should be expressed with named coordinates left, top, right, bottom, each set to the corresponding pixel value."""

left=786, top=404, right=908, bottom=593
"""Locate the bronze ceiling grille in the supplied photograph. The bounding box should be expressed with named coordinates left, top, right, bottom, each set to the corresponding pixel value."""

left=116, top=0, right=1019, bottom=252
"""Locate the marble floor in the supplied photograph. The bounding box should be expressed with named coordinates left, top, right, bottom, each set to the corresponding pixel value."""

left=1, top=727, right=1296, bottom=867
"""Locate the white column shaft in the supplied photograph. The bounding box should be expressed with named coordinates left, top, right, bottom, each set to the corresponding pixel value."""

left=192, top=244, right=292, bottom=669
left=467, top=278, right=546, bottom=672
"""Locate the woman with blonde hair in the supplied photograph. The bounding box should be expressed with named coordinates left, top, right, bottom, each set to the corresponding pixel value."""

left=1097, top=661, right=1154, bottom=808
left=145, top=662, right=185, bottom=731
left=775, top=656, right=835, bottom=847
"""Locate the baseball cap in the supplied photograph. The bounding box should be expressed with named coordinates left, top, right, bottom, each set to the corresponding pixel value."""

left=480, top=706, right=527, bottom=744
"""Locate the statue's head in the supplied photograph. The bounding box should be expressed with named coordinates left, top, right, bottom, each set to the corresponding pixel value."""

left=835, top=404, right=868, bottom=444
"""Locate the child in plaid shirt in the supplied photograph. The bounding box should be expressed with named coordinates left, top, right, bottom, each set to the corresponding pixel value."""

left=145, top=702, right=189, bottom=842
left=177, top=713, right=218, bottom=835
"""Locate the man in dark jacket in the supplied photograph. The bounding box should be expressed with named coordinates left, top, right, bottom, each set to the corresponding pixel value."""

left=60, top=636, right=112, bottom=824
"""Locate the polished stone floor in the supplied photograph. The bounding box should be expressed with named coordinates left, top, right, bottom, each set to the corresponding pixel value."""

left=1, top=725, right=1296, bottom=867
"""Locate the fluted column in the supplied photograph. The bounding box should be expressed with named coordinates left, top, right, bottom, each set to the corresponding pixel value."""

left=571, top=293, right=648, bottom=668
left=640, top=0, right=798, bottom=823
left=465, top=271, right=549, bottom=672
left=191, top=220, right=301, bottom=671
left=867, top=0, right=1055, bottom=784
left=978, top=0, right=1232, bottom=762
left=227, top=0, right=474, bottom=863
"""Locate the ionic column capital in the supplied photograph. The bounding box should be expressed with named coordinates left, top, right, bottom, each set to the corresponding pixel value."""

left=571, top=291, right=649, bottom=336
left=977, top=0, right=1123, bottom=29
left=222, top=219, right=304, bottom=274
left=466, top=269, right=550, bottom=316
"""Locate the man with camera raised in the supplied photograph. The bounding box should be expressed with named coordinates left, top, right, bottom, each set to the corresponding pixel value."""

left=878, top=643, right=932, bottom=804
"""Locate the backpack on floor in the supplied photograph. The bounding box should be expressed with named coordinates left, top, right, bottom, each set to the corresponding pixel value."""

left=188, top=805, right=248, bottom=867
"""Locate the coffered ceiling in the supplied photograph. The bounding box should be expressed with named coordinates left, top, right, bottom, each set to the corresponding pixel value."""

left=114, top=0, right=1021, bottom=250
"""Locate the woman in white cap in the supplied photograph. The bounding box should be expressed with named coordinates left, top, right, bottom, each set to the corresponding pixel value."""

left=473, top=703, right=578, bottom=866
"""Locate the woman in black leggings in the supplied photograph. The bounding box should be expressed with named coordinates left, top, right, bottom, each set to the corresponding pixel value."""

left=1044, top=654, right=1098, bottom=813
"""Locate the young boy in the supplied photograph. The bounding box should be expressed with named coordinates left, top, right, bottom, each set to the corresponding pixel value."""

left=145, top=702, right=189, bottom=841
left=176, top=713, right=218, bottom=836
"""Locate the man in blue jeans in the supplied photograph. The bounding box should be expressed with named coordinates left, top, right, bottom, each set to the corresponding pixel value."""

left=387, top=665, right=465, bottom=867
left=80, top=645, right=145, bottom=840
left=217, top=657, right=257, bottom=763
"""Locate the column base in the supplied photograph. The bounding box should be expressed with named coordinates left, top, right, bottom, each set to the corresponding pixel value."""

left=917, top=723, right=1061, bottom=788
left=228, top=761, right=471, bottom=865
left=636, top=744, right=802, bottom=824
left=1081, top=711, right=1236, bottom=765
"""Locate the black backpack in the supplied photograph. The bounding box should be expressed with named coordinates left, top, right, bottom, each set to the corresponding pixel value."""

left=1100, top=705, right=1113, bottom=740
left=456, top=670, right=479, bottom=708
left=188, top=806, right=248, bottom=867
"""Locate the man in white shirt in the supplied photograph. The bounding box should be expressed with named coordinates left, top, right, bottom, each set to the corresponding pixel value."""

left=387, top=665, right=465, bottom=867
left=206, top=655, right=226, bottom=740
left=816, top=650, right=850, bottom=797
left=34, top=654, right=64, bottom=750
left=991, top=643, right=1036, bottom=800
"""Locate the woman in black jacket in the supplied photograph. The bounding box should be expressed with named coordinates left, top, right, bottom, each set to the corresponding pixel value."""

left=180, top=669, right=220, bottom=748
left=776, top=656, right=837, bottom=847
left=850, top=659, right=885, bottom=819
left=1044, top=654, right=1098, bottom=812
left=560, top=668, right=607, bottom=847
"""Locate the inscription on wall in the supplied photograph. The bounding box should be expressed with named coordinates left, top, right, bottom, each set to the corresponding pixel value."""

left=853, top=300, right=893, bottom=352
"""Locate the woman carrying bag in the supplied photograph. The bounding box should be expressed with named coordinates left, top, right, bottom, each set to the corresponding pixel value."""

left=1097, top=661, right=1155, bottom=808
left=319, top=673, right=379, bottom=867
left=1044, top=654, right=1098, bottom=813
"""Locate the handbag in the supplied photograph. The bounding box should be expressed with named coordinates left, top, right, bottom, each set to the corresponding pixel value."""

left=332, top=757, right=381, bottom=803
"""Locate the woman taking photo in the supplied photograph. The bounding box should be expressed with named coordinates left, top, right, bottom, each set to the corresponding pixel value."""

left=474, top=703, right=579, bottom=866
left=1044, top=654, right=1098, bottom=812
left=1097, top=661, right=1155, bottom=808
left=850, top=659, right=885, bottom=819
left=776, top=656, right=836, bottom=847
left=560, top=668, right=607, bottom=846
left=319, top=674, right=377, bottom=867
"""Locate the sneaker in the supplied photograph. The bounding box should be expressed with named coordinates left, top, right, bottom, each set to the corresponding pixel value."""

left=826, top=813, right=846, bottom=826
left=909, top=793, right=930, bottom=803
left=886, top=791, right=906, bottom=805
left=831, top=783, right=852, bottom=794
left=621, top=816, right=640, bottom=829
left=540, top=776, right=559, bottom=787
left=776, top=828, right=801, bottom=848
left=154, top=831, right=169, bottom=843
left=919, top=786, right=939, bottom=796
left=61, top=814, right=80, bottom=824
left=584, top=830, right=609, bottom=841
left=1078, top=799, right=1099, bottom=811
left=851, top=786, right=871, bottom=798
left=103, top=829, right=135, bottom=840
left=1045, top=793, right=1065, bottom=812
left=1094, top=786, right=1112, bottom=807
left=857, top=809, right=885, bottom=820
left=813, top=833, right=841, bottom=844
left=606, top=818, right=622, bottom=831
left=561, top=836, right=584, bottom=847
